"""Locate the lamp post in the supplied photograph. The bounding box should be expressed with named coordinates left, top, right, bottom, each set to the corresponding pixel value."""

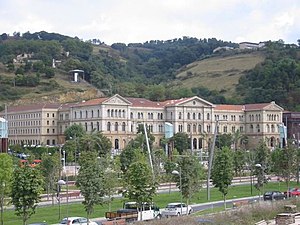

left=172, top=168, right=183, bottom=215
left=255, top=163, right=264, bottom=201
left=57, top=179, right=66, bottom=220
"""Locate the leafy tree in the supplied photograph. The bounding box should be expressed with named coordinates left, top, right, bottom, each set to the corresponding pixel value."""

left=123, top=156, right=156, bottom=220
left=233, top=149, right=246, bottom=177
left=79, top=130, right=112, bottom=156
left=211, top=146, right=234, bottom=209
left=174, top=153, right=204, bottom=206
left=119, top=146, right=142, bottom=173
left=76, top=151, right=105, bottom=220
left=11, top=165, right=44, bottom=225
left=171, top=132, right=189, bottom=155
left=40, top=152, right=61, bottom=205
left=44, top=67, right=55, bottom=78
left=64, top=124, right=85, bottom=140
left=253, top=141, right=270, bottom=194
left=102, top=156, right=120, bottom=211
left=0, top=154, right=13, bottom=225
left=271, top=144, right=296, bottom=195
left=216, top=133, right=232, bottom=149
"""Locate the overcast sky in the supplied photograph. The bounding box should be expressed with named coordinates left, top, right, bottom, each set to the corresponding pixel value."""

left=0, top=0, right=299, bottom=45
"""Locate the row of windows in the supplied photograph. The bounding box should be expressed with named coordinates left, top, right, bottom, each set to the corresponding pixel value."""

left=9, top=120, right=41, bottom=127
left=9, top=128, right=41, bottom=135
left=9, top=113, right=41, bottom=120
left=215, top=115, right=244, bottom=122
left=9, top=140, right=42, bottom=145
left=178, top=112, right=210, bottom=120
left=249, top=114, right=261, bottom=122
left=74, top=110, right=101, bottom=119
left=46, top=113, right=56, bottom=118
left=267, top=114, right=280, bottom=121
left=59, top=113, right=69, bottom=121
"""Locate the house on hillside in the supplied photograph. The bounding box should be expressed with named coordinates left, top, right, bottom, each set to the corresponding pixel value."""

left=239, top=42, right=265, bottom=50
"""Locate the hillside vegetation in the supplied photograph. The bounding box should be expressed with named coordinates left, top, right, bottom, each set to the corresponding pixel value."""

left=173, top=52, right=265, bottom=98
left=0, top=31, right=300, bottom=110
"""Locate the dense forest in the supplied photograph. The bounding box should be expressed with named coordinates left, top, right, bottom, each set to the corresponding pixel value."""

left=0, top=31, right=300, bottom=110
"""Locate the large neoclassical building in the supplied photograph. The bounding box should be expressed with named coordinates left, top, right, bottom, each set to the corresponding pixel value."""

left=0, top=94, right=284, bottom=153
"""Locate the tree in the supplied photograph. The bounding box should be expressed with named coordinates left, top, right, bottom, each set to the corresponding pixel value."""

left=44, top=67, right=55, bottom=78
left=271, top=143, right=296, bottom=195
left=11, top=165, right=44, bottom=225
left=171, top=132, right=189, bottom=155
left=64, top=124, right=85, bottom=140
left=175, top=153, right=204, bottom=206
left=254, top=141, right=270, bottom=193
left=233, top=149, right=245, bottom=177
left=40, top=152, right=61, bottom=205
left=124, top=156, right=156, bottom=220
left=0, top=154, right=13, bottom=225
left=102, top=156, right=120, bottom=211
left=79, top=130, right=112, bottom=156
left=211, top=146, right=234, bottom=209
left=76, top=151, right=105, bottom=222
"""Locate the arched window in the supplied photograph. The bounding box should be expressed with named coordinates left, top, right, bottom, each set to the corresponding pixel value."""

left=107, top=122, right=111, bottom=131
left=187, top=113, right=190, bottom=120
left=118, top=110, right=121, bottom=117
left=107, top=109, right=110, bottom=117
left=179, top=112, right=182, bottom=119
left=115, top=122, right=118, bottom=131
left=122, top=110, right=125, bottom=118
left=130, top=112, right=133, bottom=119
left=122, top=122, right=126, bottom=131
left=198, top=124, right=202, bottom=133
left=207, top=113, right=210, bottom=120
left=193, top=124, right=196, bottom=132
left=111, top=110, right=114, bottom=117
left=98, top=109, right=100, bottom=117
left=198, top=113, right=201, bottom=120
left=193, top=113, right=196, bottom=120
left=91, top=110, right=94, bottom=118
left=187, top=124, right=191, bottom=132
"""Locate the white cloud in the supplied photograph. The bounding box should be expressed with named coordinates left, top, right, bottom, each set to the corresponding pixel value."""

left=0, top=0, right=299, bottom=44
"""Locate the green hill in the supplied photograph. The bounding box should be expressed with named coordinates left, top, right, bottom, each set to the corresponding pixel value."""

left=0, top=32, right=299, bottom=110
left=172, top=52, right=265, bottom=98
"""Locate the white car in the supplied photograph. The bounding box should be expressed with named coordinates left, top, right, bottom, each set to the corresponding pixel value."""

left=161, top=202, right=192, bottom=217
left=53, top=217, right=97, bottom=225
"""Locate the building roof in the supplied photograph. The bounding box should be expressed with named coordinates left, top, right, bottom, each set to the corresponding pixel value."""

left=2, top=103, right=61, bottom=113
left=76, top=98, right=108, bottom=107
left=126, top=97, right=164, bottom=108
left=215, top=104, right=245, bottom=111
left=244, top=103, right=271, bottom=110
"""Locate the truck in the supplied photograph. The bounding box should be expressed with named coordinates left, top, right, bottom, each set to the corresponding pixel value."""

left=102, top=202, right=161, bottom=224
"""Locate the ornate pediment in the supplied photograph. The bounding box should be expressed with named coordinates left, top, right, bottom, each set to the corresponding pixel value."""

left=264, top=102, right=284, bottom=111
left=103, top=94, right=131, bottom=105
left=176, top=96, right=214, bottom=108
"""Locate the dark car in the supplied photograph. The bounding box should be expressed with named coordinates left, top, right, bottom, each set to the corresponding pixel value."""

left=263, top=191, right=286, bottom=201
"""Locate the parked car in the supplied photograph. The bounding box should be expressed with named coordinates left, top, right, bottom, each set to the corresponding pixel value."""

left=284, top=188, right=300, bottom=197
left=161, top=202, right=192, bottom=217
left=263, top=191, right=286, bottom=201
left=53, top=217, right=97, bottom=225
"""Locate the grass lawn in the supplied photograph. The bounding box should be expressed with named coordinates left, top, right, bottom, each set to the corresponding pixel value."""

left=2, top=180, right=295, bottom=225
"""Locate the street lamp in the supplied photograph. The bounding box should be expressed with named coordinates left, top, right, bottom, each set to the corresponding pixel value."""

left=172, top=168, right=183, bottom=215
left=255, top=163, right=264, bottom=201
left=57, top=179, right=66, bottom=220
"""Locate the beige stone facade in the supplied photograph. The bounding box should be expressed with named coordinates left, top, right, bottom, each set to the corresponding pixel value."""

left=0, top=94, right=284, bottom=153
